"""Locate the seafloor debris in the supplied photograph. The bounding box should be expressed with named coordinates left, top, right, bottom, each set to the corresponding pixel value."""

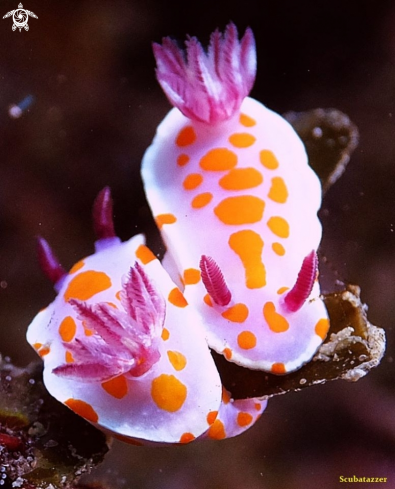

left=0, top=357, right=109, bottom=489
left=285, top=108, right=359, bottom=193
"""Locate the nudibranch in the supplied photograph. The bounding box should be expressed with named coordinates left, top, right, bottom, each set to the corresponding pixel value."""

left=26, top=188, right=266, bottom=444
left=141, top=23, right=330, bottom=374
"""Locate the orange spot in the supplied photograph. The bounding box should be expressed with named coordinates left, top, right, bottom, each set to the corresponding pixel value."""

left=222, top=387, right=231, bottom=404
left=63, top=271, right=112, bottom=302
left=203, top=294, right=213, bottom=307
left=267, top=216, right=290, bottom=238
left=176, top=125, right=196, bottom=147
left=259, top=149, right=279, bottom=169
left=183, top=173, right=203, bottom=190
left=214, top=196, right=265, bottom=225
left=33, top=342, right=42, bottom=351
left=151, top=374, right=187, bottom=412
left=168, top=288, right=188, bottom=308
left=207, top=411, right=218, bottom=425
left=228, top=230, right=266, bottom=288
left=221, top=303, right=249, bottom=323
left=268, top=177, right=288, bottom=203
left=237, top=412, right=253, bottom=427
left=84, top=328, right=94, bottom=337
left=229, top=132, right=256, bottom=148
left=156, top=213, right=177, bottom=229
left=101, top=375, right=128, bottom=399
left=272, top=242, right=285, bottom=256
left=135, top=244, right=156, bottom=265
left=277, top=286, right=289, bottom=295
left=167, top=351, right=187, bottom=371
left=58, top=316, right=77, bottom=342
left=315, top=318, right=330, bottom=340
left=199, top=148, right=237, bottom=171
left=179, top=432, right=195, bottom=444
left=69, top=260, right=85, bottom=274
left=106, top=302, right=118, bottom=308
left=219, top=167, right=263, bottom=191
left=254, top=402, right=261, bottom=411
left=237, top=331, right=257, bottom=350
left=38, top=345, right=50, bottom=357
left=65, top=398, right=99, bottom=423
left=161, top=327, right=170, bottom=341
left=239, top=113, right=256, bottom=127
left=177, top=154, right=190, bottom=166
left=223, top=348, right=232, bottom=360
left=65, top=351, right=74, bottom=363
left=263, top=302, right=289, bottom=333
left=191, top=192, right=213, bottom=209
left=271, top=362, right=286, bottom=375
left=183, top=268, right=201, bottom=285
left=115, top=290, right=122, bottom=301
left=208, top=419, right=226, bottom=440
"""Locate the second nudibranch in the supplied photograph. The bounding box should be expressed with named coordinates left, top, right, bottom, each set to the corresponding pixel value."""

left=141, top=23, right=330, bottom=374
left=26, top=189, right=266, bottom=444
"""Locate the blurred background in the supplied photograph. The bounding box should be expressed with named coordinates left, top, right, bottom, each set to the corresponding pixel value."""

left=0, top=0, right=395, bottom=487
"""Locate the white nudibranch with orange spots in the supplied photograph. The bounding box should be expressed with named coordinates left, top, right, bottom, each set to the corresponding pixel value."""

left=141, top=23, right=330, bottom=374
left=26, top=188, right=266, bottom=444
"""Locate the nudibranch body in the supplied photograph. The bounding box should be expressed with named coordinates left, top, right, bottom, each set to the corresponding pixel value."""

left=27, top=189, right=266, bottom=444
left=141, top=24, right=330, bottom=374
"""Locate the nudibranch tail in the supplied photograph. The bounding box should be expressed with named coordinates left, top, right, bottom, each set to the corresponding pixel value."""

left=153, top=22, right=256, bottom=124
left=200, top=255, right=232, bottom=306
left=284, top=251, right=318, bottom=313
left=36, top=236, right=67, bottom=289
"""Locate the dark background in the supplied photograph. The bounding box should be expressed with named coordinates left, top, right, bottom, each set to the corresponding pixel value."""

left=0, top=1, right=394, bottom=487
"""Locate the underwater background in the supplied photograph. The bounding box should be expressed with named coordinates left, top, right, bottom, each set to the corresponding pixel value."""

left=0, top=0, right=394, bottom=487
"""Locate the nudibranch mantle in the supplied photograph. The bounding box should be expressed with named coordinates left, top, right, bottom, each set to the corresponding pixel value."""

left=141, top=24, right=330, bottom=375
left=27, top=191, right=266, bottom=444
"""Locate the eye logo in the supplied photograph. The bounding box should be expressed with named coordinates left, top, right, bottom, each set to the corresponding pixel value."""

left=3, top=3, right=38, bottom=32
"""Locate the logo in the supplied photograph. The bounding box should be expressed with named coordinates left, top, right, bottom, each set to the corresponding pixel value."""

left=3, top=3, right=38, bottom=32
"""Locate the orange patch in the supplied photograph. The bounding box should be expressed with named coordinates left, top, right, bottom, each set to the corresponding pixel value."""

left=315, top=318, right=330, bottom=340
left=199, top=148, right=237, bottom=171
left=69, top=260, right=85, bottom=274
left=115, top=290, right=122, bottom=301
left=65, top=351, right=74, bottom=363
left=207, top=411, right=218, bottom=425
left=237, top=412, right=253, bottom=427
left=207, top=419, right=226, bottom=440
left=221, top=303, right=249, bottom=323
left=263, top=302, right=289, bottom=333
left=223, top=347, right=232, bottom=360
left=228, top=132, right=256, bottom=148
left=219, top=167, right=263, bottom=191
left=183, top=173, right=203, bottom=190
left=237, top=331, right=257, bottom=350
left=58, top=316, right=77, bottom=342
left=254, top=402, right=261, bottom=411
left=168, top=288, right=188, bottom=307
left=271, top=362, right=286, bottom=375
left=277, top=286, right=289, bottom=295
left=63, top=271, right=112, bottom=302
left=191, top=192, right=213, bottom=208
left=228, top=230, right=266, bottom=288
left=161, top=327, right=170, bottom=341
left=222, top=387, right=231, bottom=404
left=214, top=196, right=265, bottom=225
left=84, top=328, right=94, bottom=337
left=183, top=268, right=201, bottom=285
left=259, top=149, right=279, bottom=170
left=267, top=216, right=290, bottom=238
left=203, top=294, right=213, bottom=307
left=268, top=176, right=288, bottom=203
left=176, top=126, right=197, bottom=147
left=64, top=398, right=99, bottom=423
left=151, top=374, right=187, bottom=412
left=272, top=242, right=285, bottom=256
left=38, top=345, right=50, bottom=357
left=101, top=375, right=128, bottom=399
left=167, top=351, right=187, bottom=371
left=33, top=342, right=42, bottom=351
left=179, top=432, right=195, bottom=444
left=177, top=154, right=190, bottom=166
left=106, top=302, right=118, bottom=308
left=135, top=244, right=156, bottom=265
left=156, top=213, right=177, bottom=229
left=239, top=113, right=256, bottom=127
